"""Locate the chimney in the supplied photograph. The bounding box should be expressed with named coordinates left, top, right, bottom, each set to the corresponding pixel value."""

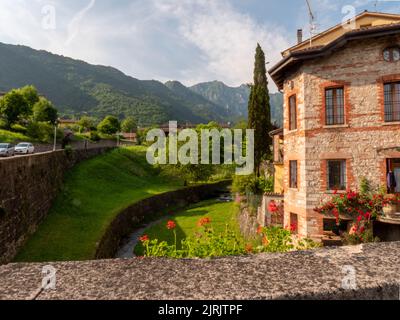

left=297, top=29, right=303, bottom=44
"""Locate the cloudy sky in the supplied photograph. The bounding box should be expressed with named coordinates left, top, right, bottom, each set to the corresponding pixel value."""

left=0, top=0, right=399, bottom=91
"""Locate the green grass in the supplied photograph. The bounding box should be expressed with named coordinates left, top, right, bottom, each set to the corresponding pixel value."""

left=0, top=129, right=31, bottom=143
left=134, top=200, right=243, bottom=256
left=15, top=147, right=184, bottom=262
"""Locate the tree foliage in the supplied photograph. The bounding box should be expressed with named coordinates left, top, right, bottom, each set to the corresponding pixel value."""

left=121, top=116, right=138, bottom=133
left=97, top=116, right=120, bottom=135
left=0, top=89, right=32, bottom=127
left=33, top=97, right=58, bottom=124
left=248, top=44, right=273, bottom=176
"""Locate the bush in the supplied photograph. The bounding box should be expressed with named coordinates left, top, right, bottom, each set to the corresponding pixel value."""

left=89, top=131, right=101, bottom=142
left=26, top=121, right=54, bottom=143
left=232, top=175, right=274, bottom=195
left=10, top=124, right=28, bottom=134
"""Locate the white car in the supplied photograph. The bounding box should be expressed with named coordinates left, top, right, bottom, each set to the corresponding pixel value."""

left=0, top=143, right=15, bottom=157
left=14, top=143, right=35, bottom=155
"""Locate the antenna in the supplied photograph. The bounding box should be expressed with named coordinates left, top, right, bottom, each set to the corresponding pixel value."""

left=306, top=0, right=317, bottom=47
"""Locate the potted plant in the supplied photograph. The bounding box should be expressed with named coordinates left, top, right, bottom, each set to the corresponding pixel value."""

left=382, top=194, right=399, bottom=218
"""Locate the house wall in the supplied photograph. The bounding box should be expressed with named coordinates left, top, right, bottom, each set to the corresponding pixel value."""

left=282, top=34, right=400, bottom=238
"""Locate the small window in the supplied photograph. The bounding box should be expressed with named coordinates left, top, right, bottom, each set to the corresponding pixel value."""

left=327, top=160, right=347, bottom=190
left=289, top=160, right=298, bottom=189
left=290, top=213, right=299, bottom=234
left=325, top=87, right=345, bottom=125
left=289, top=95, right=297, bottom=131
left=384, top=82, right=400, bottom=122
left=383, top=47, right=400, bottom=62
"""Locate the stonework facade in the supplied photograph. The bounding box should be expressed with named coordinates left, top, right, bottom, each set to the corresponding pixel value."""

left=270, top=15, right=400, bottom=238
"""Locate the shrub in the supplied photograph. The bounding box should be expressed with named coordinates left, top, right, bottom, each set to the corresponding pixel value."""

left=232, top=175, right=274, bottom=195
left=89, top=131, right=101, bottom=142
left=26, top=121, right=54, bottom=143
left=10, top=124, right=28, bottom=134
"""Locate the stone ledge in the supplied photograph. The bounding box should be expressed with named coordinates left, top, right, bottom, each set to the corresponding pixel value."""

left=0, top=242, right=399, bottom=300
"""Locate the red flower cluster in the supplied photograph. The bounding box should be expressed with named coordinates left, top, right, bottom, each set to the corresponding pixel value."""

left=198, top=217, right=212, bottom=227
left=139, top=234, right=149, bottom=242
left=256, top=226, right=264, bottom=235
left=290, top=223, right=298, bottom=233
left=166, top=220, right=177, bottom=230
left=268, top=201, right=279, bottom=213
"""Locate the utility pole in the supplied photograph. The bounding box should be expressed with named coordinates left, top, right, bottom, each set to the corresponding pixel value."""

left=53, top=121, right=58, bottom=152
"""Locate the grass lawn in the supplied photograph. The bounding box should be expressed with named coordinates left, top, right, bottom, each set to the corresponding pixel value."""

left=134, top=200, right=243, bottom=256
left=15, top=147, right=184, bottom=262
left=0, top=129, right=31, bottom=143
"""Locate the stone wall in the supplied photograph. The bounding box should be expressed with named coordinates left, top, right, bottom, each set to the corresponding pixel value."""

left=95, top=181, right=231, bottom=259
left=281, top=34, right=400, bottom=238
left=1, top=241, right=399, bottom=300
left=0, top=147, right=114, bottom=264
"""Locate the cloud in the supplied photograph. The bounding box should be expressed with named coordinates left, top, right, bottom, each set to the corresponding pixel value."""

left=0, top=0, right=291, bottom=91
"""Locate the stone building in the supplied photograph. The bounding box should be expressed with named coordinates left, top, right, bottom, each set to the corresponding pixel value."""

left=268, top=11, right=400, bottom=238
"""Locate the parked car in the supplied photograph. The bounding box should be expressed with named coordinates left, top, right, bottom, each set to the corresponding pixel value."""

left=14, top=142, right=35, bottom=155
left=0, top=143, right=15, bottom=157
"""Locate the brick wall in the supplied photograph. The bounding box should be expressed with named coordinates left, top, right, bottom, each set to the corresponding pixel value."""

left=282, top=34, right=400, bottom=238
left=0, top=147, right=114, bottom=264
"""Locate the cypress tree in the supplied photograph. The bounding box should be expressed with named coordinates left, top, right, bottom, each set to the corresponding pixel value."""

left=248, top=44, right=273, bottom=176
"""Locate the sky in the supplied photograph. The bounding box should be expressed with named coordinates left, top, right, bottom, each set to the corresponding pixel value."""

left=0, top=0, right=400, bottom=92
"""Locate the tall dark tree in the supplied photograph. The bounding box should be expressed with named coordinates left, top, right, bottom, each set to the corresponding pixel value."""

left=248, top=44, right=273, bottom=176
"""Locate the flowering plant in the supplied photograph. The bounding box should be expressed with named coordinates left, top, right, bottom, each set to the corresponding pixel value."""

left=314, top=189, right=385, bottom=243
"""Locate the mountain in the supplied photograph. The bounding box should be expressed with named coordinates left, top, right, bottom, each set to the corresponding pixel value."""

left=0, top=42, right=283, bottom=126
left=190, top=81, right=283, bottom=126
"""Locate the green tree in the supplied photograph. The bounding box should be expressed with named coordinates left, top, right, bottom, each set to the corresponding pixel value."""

left=78, top=116, right=95, bottom=132
left=121, top=117, right=138, bottom=133
left=18, top=85, right=40, bottom=107
left=0, top=90, right=31, bottom=128
left=248, top=44, right=273, bottom=176
left=97, top=116, right=120, bottom=135
left=33, top=97, right=58, bottom=124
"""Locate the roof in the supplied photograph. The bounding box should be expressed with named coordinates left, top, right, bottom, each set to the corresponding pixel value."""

left=283, top=11, right=400, bottom=56
left=269, top=128, right=284, bottom=137
left=269, top=19, right=400, bottom=90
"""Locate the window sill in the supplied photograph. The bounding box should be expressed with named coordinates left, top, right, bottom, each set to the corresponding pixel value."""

left=286, top=129, right=298, bottom=134
left=323, top=124, right=349, bottom=129
left=382, top=121, right=400, bottom=126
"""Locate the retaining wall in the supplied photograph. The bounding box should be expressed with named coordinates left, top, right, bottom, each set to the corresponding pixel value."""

left=0, top=147, right=114, bottom=264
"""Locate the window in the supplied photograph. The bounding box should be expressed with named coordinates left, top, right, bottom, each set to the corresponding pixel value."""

left=384, top=82, right=400, bottom=122
left=383, top=47, right=400, bottom=62
left=290, top=213, right=298, bottom=234
left=289, top=95, right=297, bottom=131
left=289, top=160, right=298, bottom=189
left=325, top=88, right=345, bottom=125
left=327, top=160, right=347, bottom=190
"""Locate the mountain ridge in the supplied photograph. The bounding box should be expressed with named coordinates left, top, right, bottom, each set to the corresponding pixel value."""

left=0, top=42, right=282, bottom=126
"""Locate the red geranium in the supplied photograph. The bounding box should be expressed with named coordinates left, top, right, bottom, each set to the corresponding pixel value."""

left=268, top=201, right=279, bottom=213
left=166, top=220, right=177, bottom=230
left=139, top=235, right=149, bottom=242
left=198, top=217, right=212, bottom=227
left=257, top=226, right=264, bottom=235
